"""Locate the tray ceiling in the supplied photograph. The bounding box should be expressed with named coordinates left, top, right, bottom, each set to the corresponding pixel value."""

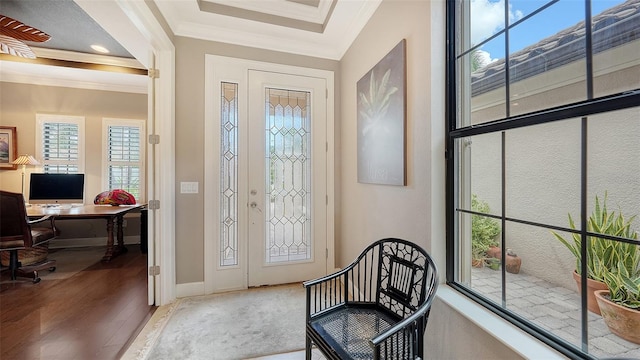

left=0, top=0, right=381, bottom=92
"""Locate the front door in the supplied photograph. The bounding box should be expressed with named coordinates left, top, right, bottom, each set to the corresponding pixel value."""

left=247, top=70, right=327, bottom=286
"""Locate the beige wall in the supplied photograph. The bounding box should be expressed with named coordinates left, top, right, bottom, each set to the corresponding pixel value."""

left=0, top=82, right=147, bottom=239
left=173, top=37, right=340, bottom=284
left=426, top=298, right=525, bottom=359
left=338, top=0, right=433, bottom=265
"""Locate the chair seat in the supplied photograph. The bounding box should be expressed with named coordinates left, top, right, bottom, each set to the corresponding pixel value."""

left=310, top=306, right=400, bottom=360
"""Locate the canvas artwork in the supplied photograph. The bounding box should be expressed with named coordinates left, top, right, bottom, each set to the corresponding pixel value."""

left=357, top=39, right=406, bottom=186
left=0, top=126, right=17, bottom=170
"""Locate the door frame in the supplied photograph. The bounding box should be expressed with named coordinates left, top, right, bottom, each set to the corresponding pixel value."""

left=203, top=55, right=335, bottom=293
left=77, top=0, right=176, bottom=306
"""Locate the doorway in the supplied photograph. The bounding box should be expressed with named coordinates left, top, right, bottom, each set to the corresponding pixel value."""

left=204, top=56, right=335, bottom=293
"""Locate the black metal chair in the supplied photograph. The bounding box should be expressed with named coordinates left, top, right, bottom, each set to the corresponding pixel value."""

left=303, top=238, right=438, bottom=360
left=0, top=190, right=57, bottom=283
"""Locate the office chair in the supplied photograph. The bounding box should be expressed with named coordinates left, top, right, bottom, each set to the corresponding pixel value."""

left=0, top=190, right=57, bottom=283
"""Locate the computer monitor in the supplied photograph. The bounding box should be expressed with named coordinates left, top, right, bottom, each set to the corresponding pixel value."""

left=29, top=173, right=85, bottom=205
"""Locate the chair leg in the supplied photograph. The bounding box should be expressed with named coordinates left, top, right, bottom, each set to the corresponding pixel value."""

left=306, top=335, right=312, bottom=360
left=9, top=250, right=19, bottom=280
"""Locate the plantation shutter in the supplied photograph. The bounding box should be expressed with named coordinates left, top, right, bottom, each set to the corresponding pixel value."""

left=42, top=122, right=80, bottom=173
left=107, top=125, right=142, bottom=199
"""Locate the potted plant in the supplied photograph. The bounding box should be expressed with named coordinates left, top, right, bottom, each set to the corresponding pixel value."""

left=595, top=263, right=640, bottom=344
left=552, top=193, right=639, bottom=314
left=471, top=194, right=501, bottom=267
left=485, top=257, right=500, bottom=270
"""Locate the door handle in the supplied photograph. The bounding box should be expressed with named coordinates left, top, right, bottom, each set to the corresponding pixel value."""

left=250, top=201, right=262, bottom=213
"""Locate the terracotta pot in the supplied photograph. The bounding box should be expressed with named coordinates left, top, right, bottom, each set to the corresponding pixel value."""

left=505, top=254, right=521, bottom=274
left=595, top=290, right=640, bottom=344
left=572, top=270, right=608, bottom=315
left=471, top=258, right=484, bottom=268
left=486, top=246, right=501, bottom=259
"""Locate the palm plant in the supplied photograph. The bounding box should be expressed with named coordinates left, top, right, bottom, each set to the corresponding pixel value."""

left=552, top=193, right=640, bottom=283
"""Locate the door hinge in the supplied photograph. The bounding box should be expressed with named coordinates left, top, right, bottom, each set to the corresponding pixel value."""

left=149, top=265, right=160, bottom=276
left=148, top=200, right=160, bottom=210
left=326, top=195, right=328, bottom=205
left=326, top=248, right=329, bottom=259
left=148, top=134, right=160, bottom=145
left=148, top=69, right=160, bottom=79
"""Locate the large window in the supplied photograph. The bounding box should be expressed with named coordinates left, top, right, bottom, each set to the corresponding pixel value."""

left=102, top=118, right=145, bottom=202
left=36, top=114, right=85, bottom=173
left=447, top=0, right=640, bottom=359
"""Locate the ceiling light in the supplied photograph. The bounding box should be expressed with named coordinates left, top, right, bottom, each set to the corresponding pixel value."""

left=91, top=44, right=109, bottom=54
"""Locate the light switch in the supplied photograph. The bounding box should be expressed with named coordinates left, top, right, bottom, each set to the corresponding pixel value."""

left=180, top=182, right=199, bottom=194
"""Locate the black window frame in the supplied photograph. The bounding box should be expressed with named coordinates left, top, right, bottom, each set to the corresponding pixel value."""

left=445, top=0, right=640, bottom=359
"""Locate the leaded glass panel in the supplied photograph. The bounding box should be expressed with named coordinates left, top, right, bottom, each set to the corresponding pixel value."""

left=264, top=88, right=312, bottom=263
left=220, top=82, right=239, bottom=267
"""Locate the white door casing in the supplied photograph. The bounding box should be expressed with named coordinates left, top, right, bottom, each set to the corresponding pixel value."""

left=204, top=56, right=335, bottom=293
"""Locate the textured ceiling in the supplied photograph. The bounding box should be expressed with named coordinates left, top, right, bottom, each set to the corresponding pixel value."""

left=1, top=0, right=133, bottom=58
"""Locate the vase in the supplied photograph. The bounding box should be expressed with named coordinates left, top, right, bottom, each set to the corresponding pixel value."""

left=572, top=270, right=608, bottom=315
left=505, top=254, right=521, bottom=274
left=595, top=290, right=640, bottom=344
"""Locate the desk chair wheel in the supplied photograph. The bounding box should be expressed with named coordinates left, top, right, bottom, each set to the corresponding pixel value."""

left=49, top=266, right=56, bottom=272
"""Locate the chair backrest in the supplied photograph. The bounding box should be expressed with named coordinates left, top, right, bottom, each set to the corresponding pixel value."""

left=345, top=238, right=438, bottom=320
left=0, top=191, right=33, bottom=250
left=375, top=238, right=437, bottom=318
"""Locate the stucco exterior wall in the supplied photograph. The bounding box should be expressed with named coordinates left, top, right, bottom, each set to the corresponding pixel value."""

left=468, top=44, right=640, bottom=289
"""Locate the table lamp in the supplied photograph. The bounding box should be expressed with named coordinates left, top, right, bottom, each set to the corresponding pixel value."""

left=11, top=154, right=40, bottom=204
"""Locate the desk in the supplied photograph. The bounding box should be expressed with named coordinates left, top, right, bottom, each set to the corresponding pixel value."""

left=27, top=204, right=143, bottom=262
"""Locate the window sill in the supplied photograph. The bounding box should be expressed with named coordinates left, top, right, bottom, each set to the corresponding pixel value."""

left=436, top=286, right=565, bottom=359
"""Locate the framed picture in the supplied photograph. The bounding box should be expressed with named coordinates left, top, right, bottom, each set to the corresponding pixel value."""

left=0, top=126, right=18, bottom=170
left=357, top=39, right=406, bottom=186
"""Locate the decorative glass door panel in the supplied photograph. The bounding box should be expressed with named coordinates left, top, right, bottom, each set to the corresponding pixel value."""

left=220, top=82, right=239, bottom=267
left=265, top=88, right=311, bottom=263
left=248, top=70, right=327, bottom=287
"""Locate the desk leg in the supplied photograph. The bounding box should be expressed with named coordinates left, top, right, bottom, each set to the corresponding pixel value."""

left=102, top=218, right=116, bottom=262
left=116, top=215, right=128, bottom=255
left=102, top=216, right=129, bottom=262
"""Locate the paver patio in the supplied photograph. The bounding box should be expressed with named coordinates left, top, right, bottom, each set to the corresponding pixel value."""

left=472, top=267, right=640, bottom=359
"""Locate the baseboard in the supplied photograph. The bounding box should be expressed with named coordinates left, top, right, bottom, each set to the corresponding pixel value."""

left=50, top=236, right=141, bottom=249
left=176, top=281, right=205, bottom=298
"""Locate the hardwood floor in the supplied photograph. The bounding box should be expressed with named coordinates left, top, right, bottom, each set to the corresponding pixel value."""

left=0, top=247, right=155, bottom=360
